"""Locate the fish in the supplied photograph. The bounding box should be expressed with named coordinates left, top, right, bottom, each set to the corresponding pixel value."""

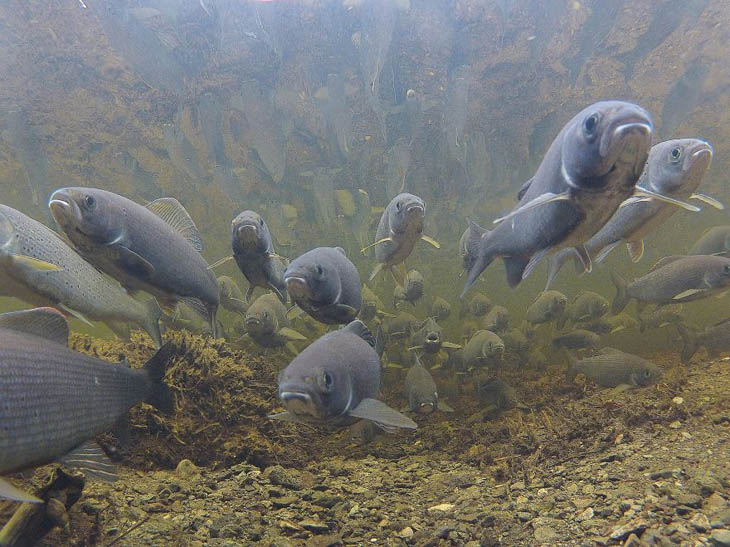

left=502, top=328, right=530, bottom=365
left=566, top=291, right=609, bottom=324
left=525, top=290, right=567, bottom=325
left=688, top=226, right=730, bottom=256
left=227, top=210, right=288, bottom=303
left=322, top=73, right=352, bottom=158
left=566, top=347, right=662, bottom=388
left=382, top=311, right=419, bottom=340
left=241, top=293, right=305, bottom=350
left=0, top=204, right=162, bottom=347
left=359, top=284, right=389, bottom=322
left=463, top=329, right=505, bottom=370
left=462, top=101, right=654, bottom=295
left=403, top=355, right=454, bottom=414
left=162, top=302, right=213, bottom=336
left=362, top=193, right=440, bottom=284
left=270, top=320, right=417, bottom=431
left=49, top=188, right=220, bottom=336
left=217, top=276, right=248, bottom=316
left=393, top=269, right=424, bottom=308
left=677, top=318, right=730, bottom=363
left=430, top=296, right=451, bottom=322
left=578, top=312, right=638, bottom=335
left=310, top=167, right=338, bottom=232
left=482, top=305, right=509, bottom=333
left=611, top=255, right=730, bottom=314
left=546, top=139, right=715, bottom=286
left=528, top=348, right=548, bottom=370
left=443, top=64, right=471, bottom=169
left=408, top=317, right=461, bottom=355
left=352, top=189, right=373, bottom=251
left=638, top=304, right=683, bottom=333
left=474, top=377, right=523, bottom=413
left=284, top=247, right=361, bottom=325
left=460, top=291, right=492, bottom=318
left=552, top=329, right=600, bottom=350
left=163, top=112, right=203, bottom=183
left=0, top=307, right=173, bottom=503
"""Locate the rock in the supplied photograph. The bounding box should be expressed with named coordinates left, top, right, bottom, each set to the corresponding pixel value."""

left=272, top=495, right=297, bottom=508
left=533, top=525, right=559, bottom=543
left=690, top=512, right=711, bottom=532
left=175, top=459, right=201, bottom=479
left=428, top=503, right=455, bottom=513
left=301, top=519, right=330, bottom=533
left=675, top=492, right=703, bottom=508
left=610, top=519, right=650, bottom=540
left=511, top=480, right=526, bottom=491
left=689, top=473, right=723, bottom=497
left=623, top=533, right=640, bottom=547
left=395, top=526, right=414, bottom=539
left=672, top=396, right=684, bottom=405
left=265, top=466, right=303, bottom=490
left=711, top=508, right=730, bottom=528
left=311, top=492, right=343, bottom=508
left=710, top=530, right=730, bottom=547
left=577, top=507, right=594, bottom=521
left=517, top=512, right=532, bottom=522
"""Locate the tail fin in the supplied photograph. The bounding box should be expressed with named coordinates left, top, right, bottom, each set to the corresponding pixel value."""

left=143, top=298, right=163, bottom=349
left=676, top=323, right=698, bottom=364
left=461, top=220, right=493, bottom=297
left=610, top=270, right=630, bottom=314
left=143, top=342, right=175, bottom=414
left=565, top=351, right=579, bottom=382
left=545, top=248, right=580, bottom=290
left=504, top=255, right=531, bottom=288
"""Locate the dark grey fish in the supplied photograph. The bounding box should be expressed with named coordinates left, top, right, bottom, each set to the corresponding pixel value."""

left=611, top=255, right=730, bottom=314
left=661, top=63, right=710, bottom=139
left=284, top=247, right=361, bottom=325
left=462, top=101, right=653, bottom=294
left=241, top=293, right=304, bottom=349
left=637, top=305, right=682, bottom=332
left=0, top=308, right=173, bottom=503
left=230, top=210, right=287, bottom=303
left=474, top=377, right=522, bottom=413
left=49, top=188, right=220, bottom=335
left=363, top=193, right=439, bottom=284
left=552, top=329, right=600, bottom=350
left=408, top=317, right=461, bottom=356
left=393, top=269, right=424, bottom=308
left=566, top=348, right=662, bottom=388
left=404, top=356, right=454, bottom=415
left=217, top=276, right=248, bottom=316
left=546, top=139, right=714, bottom=286
left=270, top=320, right=416, bottom=430
left=688, top=226, right=730, bottom=256
left=502, top=327, right=531, bottom=362
left=526, top=290, right=567, bottom=325
left=567, top=291, right=609, bottom=324
left=430, top=296, right=451, bottom=323
left=482, top=305, right=509, bottom=333
left=678, top=318, right=730, bottom=363
left=0, top=204, right=162, bottom=347
left=463, top=330, right=504, bottom=369
left=579, top=313, right=638, bottom=335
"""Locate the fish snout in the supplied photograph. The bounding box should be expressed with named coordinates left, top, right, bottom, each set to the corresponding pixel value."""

left=284, top=275, right=312, bottom=300
left=235, top=222, right=260, bottom=245
left=48, top=190, right=80, bottom=225
left=687, top=140, right=713, bottom=170
left=417, top=402, right=435, bottom=415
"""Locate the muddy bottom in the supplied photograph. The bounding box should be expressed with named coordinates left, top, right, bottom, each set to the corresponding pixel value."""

left=1, top=331, right=729, bottom=546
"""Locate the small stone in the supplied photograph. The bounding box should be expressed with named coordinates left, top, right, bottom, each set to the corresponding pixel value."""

left=175, top=459, right=201, bottom=479
left=517, top=512, right=532, bottom=522
left=690, top=512, right=711, bottom=532
left=428, top=503, right=455, bottom=513
left=301, top=520, right=329, bottom=533
left=582, top=484, right=595, bottom=495
left=533, top=525, right=558, bottom=543
left=669, top=420, right=681, bottom=429
left=511, top=481, right=526, bottom=491
left=623, top=533, right=640, bottom=547
left=610, top=519, right=650, bottom=540
left=710, top=530, right=730, bottom=546
left=277, top=520, right=301, bottom=532
left=672, top=396, right=684, bottom=405
left=577, top=507, right=594, bottom=522
left=395, top=527, right=414, bottom=539
left=272, top=495, right=297, bottom=508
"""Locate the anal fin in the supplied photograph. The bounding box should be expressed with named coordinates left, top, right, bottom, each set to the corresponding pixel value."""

left=626, top=240, right=644, bottom=263
left=58, top=440, right=117, bottom=483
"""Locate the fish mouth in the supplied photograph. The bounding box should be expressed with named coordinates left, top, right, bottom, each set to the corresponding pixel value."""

left=280, top=391, right=320, bottom=418
left=48, top=190, right=80, bottom=224
left=235, top=222, right=260, bottom=244
left=284, top=276, right=312, bottom=299
left=245, top=317, right=262, bottom=326
left=417, top=402, right=435, bottom=415
left=688, top=141, right=713, bottom=169
left=405, top=202, right=425, bottom=216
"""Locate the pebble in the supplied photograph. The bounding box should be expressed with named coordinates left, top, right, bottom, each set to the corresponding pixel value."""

left=577, top=507, right=594, bottom=521
left=610, top=519, right=649, bottom=540
left=690, top=512, right=711, bottom=532
left=623, top=533, right=640, bottom=547
left=672, top=396, right=684, bottom=405
left=428, top=503, right=455, bottom=513
left=175, top=459, right=201, bottom=479
left=710, top=529, right=730, bottom=546
left=301, top=520, right=330, bottom=533
left=533, top=525, right=559, bottom=543
left=395, top=526, right=414, bottom=539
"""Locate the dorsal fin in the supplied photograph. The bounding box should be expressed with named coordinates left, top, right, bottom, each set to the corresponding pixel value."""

left=343, top=319, right=376, bottom=348
left=146, top=198, right=204, bottom=252
left=0, top=307, right=69, bottom=345
left=516, top=177, right=534, bottom=201
left=335, top=246, right=346, bottom=256
left=647, top=255, right=686, bottom=274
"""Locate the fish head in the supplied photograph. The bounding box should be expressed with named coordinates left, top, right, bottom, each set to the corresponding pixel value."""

left=704, top=258, right=730, bottom=289
left=284, top=255, right=340, bottom=307
left=482, top=335, right=505, bottom=359
left=416, top=398, right=436, bottom=415
left=648, top=139, right=713, bottom=196
left=49, top=188, right=124, bottom=252
left=561, top=101, right=653, bottom=192
left=631, top=363, right=662, bottom=387
left=245, top=302, right=277, bottom=334
left=388, top=193, right=425, bottom=234
left=231, top=210, right=270, bottom=254
left=278, top=362, right=352, bottom=420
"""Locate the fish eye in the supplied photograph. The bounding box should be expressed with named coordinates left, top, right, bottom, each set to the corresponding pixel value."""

left=670, top=147, right=682, bottom=162
left=263, top=311, right=269, bottom=318
left=583, top=113, right=599, bottom=136
left=259, top=217, right=264, bottom=226
left=644, top=370, right=651, bottom=377
left=316, top=264, right=324, bottom=276
left=323, top=372, right=333, bottom=388
left=84, top=195, right=96, bottom=210
left=396, top=201, right=402, bottom=211
left=724, top=264, right=730, bottom=275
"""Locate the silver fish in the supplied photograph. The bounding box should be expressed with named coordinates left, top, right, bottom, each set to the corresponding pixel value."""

left=526, top=290, right=567, bottom=325
left=241, top=293, right=304, bottom=349
left=566, top=347, right=662, bottom=388
left=463, top=329, right=505, bottom=369
left=678, top=318, right=730, bottom=363
left=689, top=225, right=730, bottom=256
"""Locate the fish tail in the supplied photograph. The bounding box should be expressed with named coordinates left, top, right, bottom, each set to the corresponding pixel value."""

left=564, top=351, right=579, bottom=383
left=545, top=249, right=572, bottom=290
left=610, top=270, right=630, bottom=315
left=504, top=254, right=531, bottom=289
left=461, top=220, right=492, bottom=297
left=676, top=323, right=698, bottom=364
left=143, top=298, right=163, bottom=349
left=143, top=342, right=175, bottom=414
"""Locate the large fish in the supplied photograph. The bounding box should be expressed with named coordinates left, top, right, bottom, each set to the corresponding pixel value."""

left=546, top=138, right=715, bottom=286
left=566, top=347, right=662, bottom=389
left=462, top=101, right=655, bottom=295
left=49, top=188, right=220, bottom=335
left=0, top=308, right=173, bottom=503
left=362, top=193, right=440, bottom=284
left=217, top=276, right=249, bottom=317
left=284, top=247, right=361, bottom=325
left=270, top=320, right=416, bottom=431
left=611, top=255, right=730, bottom=314
left=688, top=225, right=730, bottom=256
left=0, top=204, right=162, bottom=347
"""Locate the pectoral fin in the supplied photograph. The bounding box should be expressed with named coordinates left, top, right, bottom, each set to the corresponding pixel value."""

left=208, top=255, right=234, bottom=269
left=361, top=237, right=393, bottom=254
left=633, top=186, right=700, bottom=212
left=493, top=192, right=571, bottom=225
left=574, top=245, right=592, bottom=273
left=438, top=400, right=455, bottom=413
left=690, top=193, right=724, bottom=210
left=0, top=477, right=42, bottom=503
left=285, top=306, right=304, bottom=320
left=441, top=342, right=462, bottom=349
left=421, top=235, right=440, bottom=248
left=115, top=246, right=156, bottom=280
left=626, top=240, right=645, bottom=263
left=347, top=398, right=417, bottom=431
left=10, top=254, right=62, bottom=271
left=673, top=289, right=706, bottom=300
left=268, top=411, right=305, bottom=423
left=278, top=327, right=306, bottom=341
left=59, top=304, right=94, bottom=327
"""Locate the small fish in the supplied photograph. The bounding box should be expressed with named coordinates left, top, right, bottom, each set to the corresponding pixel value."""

left=382, top=311, right=419, bottom=340
left=525, top=290, right=567, bottom=325
left=638, top=304, right=683, bottom=333
left=677, top=318, right=730, bottom=363
left=482, top=305, right=509, bottom=333
left=688, top=225, right=730, bottom=256
left=528, top=348, right=548, bottom=370
left=552, top=329, right=600, bottom=350
left=270, top=320, right=417, bottom=431
left=0, top=308, right=173, bottom=503
left=404, top=355, right=454, bottom=414
left=284, top=247, right=361, bottom=325
left=566, top=291, right=609, bottom=324
left=474, top=376, right=523, bottom=413
left=462, top=101, right=653, bottom=294
left=163, top=301, right=213, bottom=335
left=0, top=204, right=162, bottom=347
left=393, top=269, right=424, bottom=308
left=241, top=293, right=305, bottom=350
left=578, top=312, right=638, bottom=335
left=49, top=188, right=219, bottom=335
left=566, top=348, right=662, bottom=388
left=430, top=296, right=451, bottom=322
left=408, top=317, right=461, bottom=355
left=217, top=276, right=248, bottom=316
left=359, top=284, right=388, bottom=322
left=463, top=329, right=505, bottom=369
left=362, top=193, right=439, bottom=284
left=502, top=328, right=530, bottom=363
left=460, top=291, right=492, bottom=318
left=611, top=255, right=730, bottom=314
left=229, top=210, right=288, bottom=303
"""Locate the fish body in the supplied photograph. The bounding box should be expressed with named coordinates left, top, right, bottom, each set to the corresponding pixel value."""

left=502, top=328, right=530, bottom=362
left=271, top=320, right=416, bottom=430
left=430, top=297, right=451, bottom=322
left=579, top=312, right=638, bottom=335
left=404, top=358, right=452, bottom=414
left=689, top=226, right=730, bottom=256
left=243, top=293, right=303, bottom=348
left=547, top=139, right=713, bottom=285
left=611, top=255, right=730, bottom=314
left=382, top=311, right=419, bottom=340
left=638, top=304, right=683, bottom=332
left=0, top=204, right=162, bottom=346
left=526, top=290, right=567, bottom=325
left=482, top=305, right=509, bottom=333
left=474, top=377, right=520, bottom=412
left=393, top=269, right=424, bottom=308
left=284, top=247, right=361, bottom=325
left=552, top=329, right=600, bottom=350
left=463, top=329, right=505, bottom=369
left=0, top=308, right=172, bottom=502
left=463, top=101, right=653, bottom=294
left=409, top=317, right=461, bottom=356
left=231, top=210, right=288, bottom=303
left=566, top=348, right=662, bottom=388
left=567, top=291, right=609, bottom=323
left=678, top=319, right=730, bottom=363
left=462, top=292, right=492, bottom=318
left=218, top=276, right=248, bottom=316
left=49, top=188, right=219, bottom=334
left=359, top=284, right=384, bottom=322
